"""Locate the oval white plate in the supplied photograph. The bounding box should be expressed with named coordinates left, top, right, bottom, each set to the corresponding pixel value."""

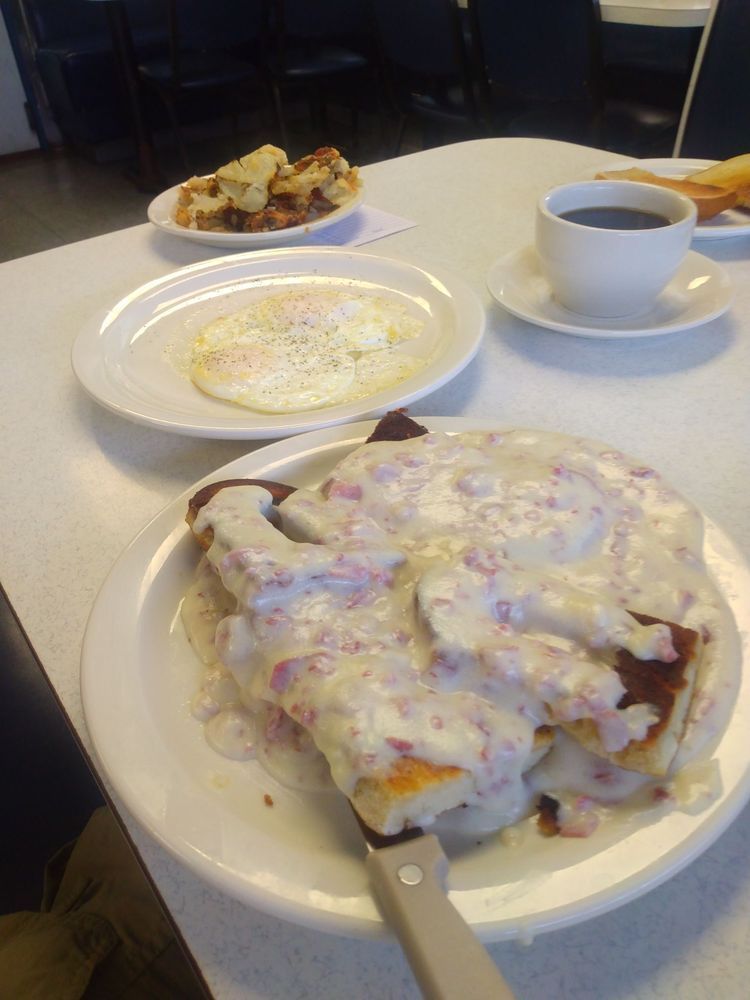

left=71, top=248, right=484, bottom=438
left=81, top=417, right=750, bottom=941
left=147, top=183, right=364, bottom=248
left=487, top=245, right=733, bottom=338
left=588, top=159, right=750, bottom=240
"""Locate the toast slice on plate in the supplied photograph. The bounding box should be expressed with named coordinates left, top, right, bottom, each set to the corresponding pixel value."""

left=351, top=726, right=555, bottom=835
left=562, top=612, right=701, bottom=777
left=594, top=167, right=736, bottom=220
left=688, top=154, right=750, bottom=209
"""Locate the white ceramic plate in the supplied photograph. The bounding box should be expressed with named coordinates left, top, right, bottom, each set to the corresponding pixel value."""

left=71, top=248, right=484, bottom=439
left=80, top=417, right=750, bottom=941
left=487, top=245, right=733, bottom=338
left=588, top=159, right=750, bottom=240
left=147, top=183, right=364, bottom=248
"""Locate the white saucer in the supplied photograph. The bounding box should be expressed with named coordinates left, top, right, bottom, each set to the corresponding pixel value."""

left=487, top=246, right=733, bottom=339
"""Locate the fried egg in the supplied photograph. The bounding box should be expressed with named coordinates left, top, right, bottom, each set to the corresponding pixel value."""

left=190, top=289, right=426, bottom=413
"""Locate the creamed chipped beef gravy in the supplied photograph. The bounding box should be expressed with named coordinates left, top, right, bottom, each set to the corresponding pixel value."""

left=181, top=429, right=737, bottom=835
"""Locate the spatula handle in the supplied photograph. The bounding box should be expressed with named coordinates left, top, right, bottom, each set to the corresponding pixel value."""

left=366, top=834, right=516, bottom=999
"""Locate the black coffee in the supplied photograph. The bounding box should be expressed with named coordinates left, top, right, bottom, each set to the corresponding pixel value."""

left=559, top=207, right=672, bottom=230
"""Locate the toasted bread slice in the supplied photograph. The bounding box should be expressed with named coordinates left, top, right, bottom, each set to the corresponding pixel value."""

left=527, top=724, right=555, bottom=768
left=562, top=613, right=701, bottom=777
left=537, top=793, right=561, bottom=837
left=351, top=757, right=473, bottom=835
left=186, top=411, right=426, bottom=548
left=365, top=408, right=429, bottom=443
left=350, top=726, right=555, bottom=835
left=688, top=154, right=750, bottom=207
left=594, top=167, right=736, bottom=220
left=186, top=477, right=297, bottom=549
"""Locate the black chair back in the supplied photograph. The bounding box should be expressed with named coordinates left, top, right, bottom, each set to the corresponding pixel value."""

left=135, top=0, right=267, bottom=172
left=675, top=0, right=750, bottom=159
left=469, top=0, right=678, bottom=155
left=469, top=0, right=604, bottom=110
left=163, top=0, right=264, bottom=58
left=260, top=0, right=374, bottom=151
left=371, top=0, right=480, bottom=131
left=273, top=0, right=370, bottom=44
left=372, top=0, right=470, bottom=80
left=23, top=0, right=161, bottom=46
left=23, top=0, right=104, bottom=45
left=267, top=0, right=372, bottom=72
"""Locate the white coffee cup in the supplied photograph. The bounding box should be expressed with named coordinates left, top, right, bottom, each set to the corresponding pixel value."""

left=536, top=181, right=697, bottom=318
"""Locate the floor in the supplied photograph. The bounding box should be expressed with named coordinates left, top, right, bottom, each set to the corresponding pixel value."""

left=0, top=145, right=157, bottom=263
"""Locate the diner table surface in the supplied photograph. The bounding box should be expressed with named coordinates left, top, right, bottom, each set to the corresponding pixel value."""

left=599, top=0, right=711, bottom=28
left=2, top=136, right=750, bottom=999
left=454, top=0, right=712, bottom=28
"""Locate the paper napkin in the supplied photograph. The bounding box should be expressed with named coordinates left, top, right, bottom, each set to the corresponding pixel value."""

left=306, top=206, right=417, bottom=247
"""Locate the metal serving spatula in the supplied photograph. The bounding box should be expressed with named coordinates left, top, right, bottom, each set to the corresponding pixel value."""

left=354, top=816, right=517, bottom=999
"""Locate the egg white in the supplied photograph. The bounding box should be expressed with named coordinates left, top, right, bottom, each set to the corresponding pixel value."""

left=248, top=289, right=423, bottom=350
left=189, top=289, right=426, bottom=413
left=347, top=349, right=427, bottom=400
left=190, top=337, right=356, bottom=412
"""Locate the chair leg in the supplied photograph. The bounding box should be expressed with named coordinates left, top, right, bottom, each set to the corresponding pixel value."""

left=393, top=113, right=408, bottom=156
left=317, top=86, right=328, bottom=131
left=161, top=92, right=190, bottom=174
left=350, top=104, right=360, bottom=153
left=229, top=107, right=241, bottom=157
left=375, top=96, right=391, bottom=160
left=423, top=121, right=444, bottom=150
left=308, top=85, right=325, bottom=131
left=270, top=82, right=289, bottom=150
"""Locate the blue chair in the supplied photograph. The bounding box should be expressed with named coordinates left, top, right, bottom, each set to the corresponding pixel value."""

left=21, top=0, right=168, bottom=149
left=674, top=0, right=750, bottom=159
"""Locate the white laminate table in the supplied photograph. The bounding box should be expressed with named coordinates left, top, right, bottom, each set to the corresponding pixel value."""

left=456, top=0, right=712, bottom=28
left=600, top=0, right=711, bottom=28
left=2, top=137, right=750, bottom=999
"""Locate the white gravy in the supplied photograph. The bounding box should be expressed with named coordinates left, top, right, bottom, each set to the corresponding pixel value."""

left=180, top=429, right=737, bottom=834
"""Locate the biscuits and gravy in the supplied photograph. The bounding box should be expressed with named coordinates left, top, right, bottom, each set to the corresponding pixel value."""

left=180, top=412, right=736, bottom=838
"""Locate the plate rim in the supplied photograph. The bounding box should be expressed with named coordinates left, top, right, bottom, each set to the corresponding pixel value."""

left=70, top=247, right=485, bottom=439
left=486, top=245, right=733, bottom=338
left=147, top=182, right=365, bottom=248
left=80, top=415, right=750, bottom=941
left=588, top=158, right=750, bottom=240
